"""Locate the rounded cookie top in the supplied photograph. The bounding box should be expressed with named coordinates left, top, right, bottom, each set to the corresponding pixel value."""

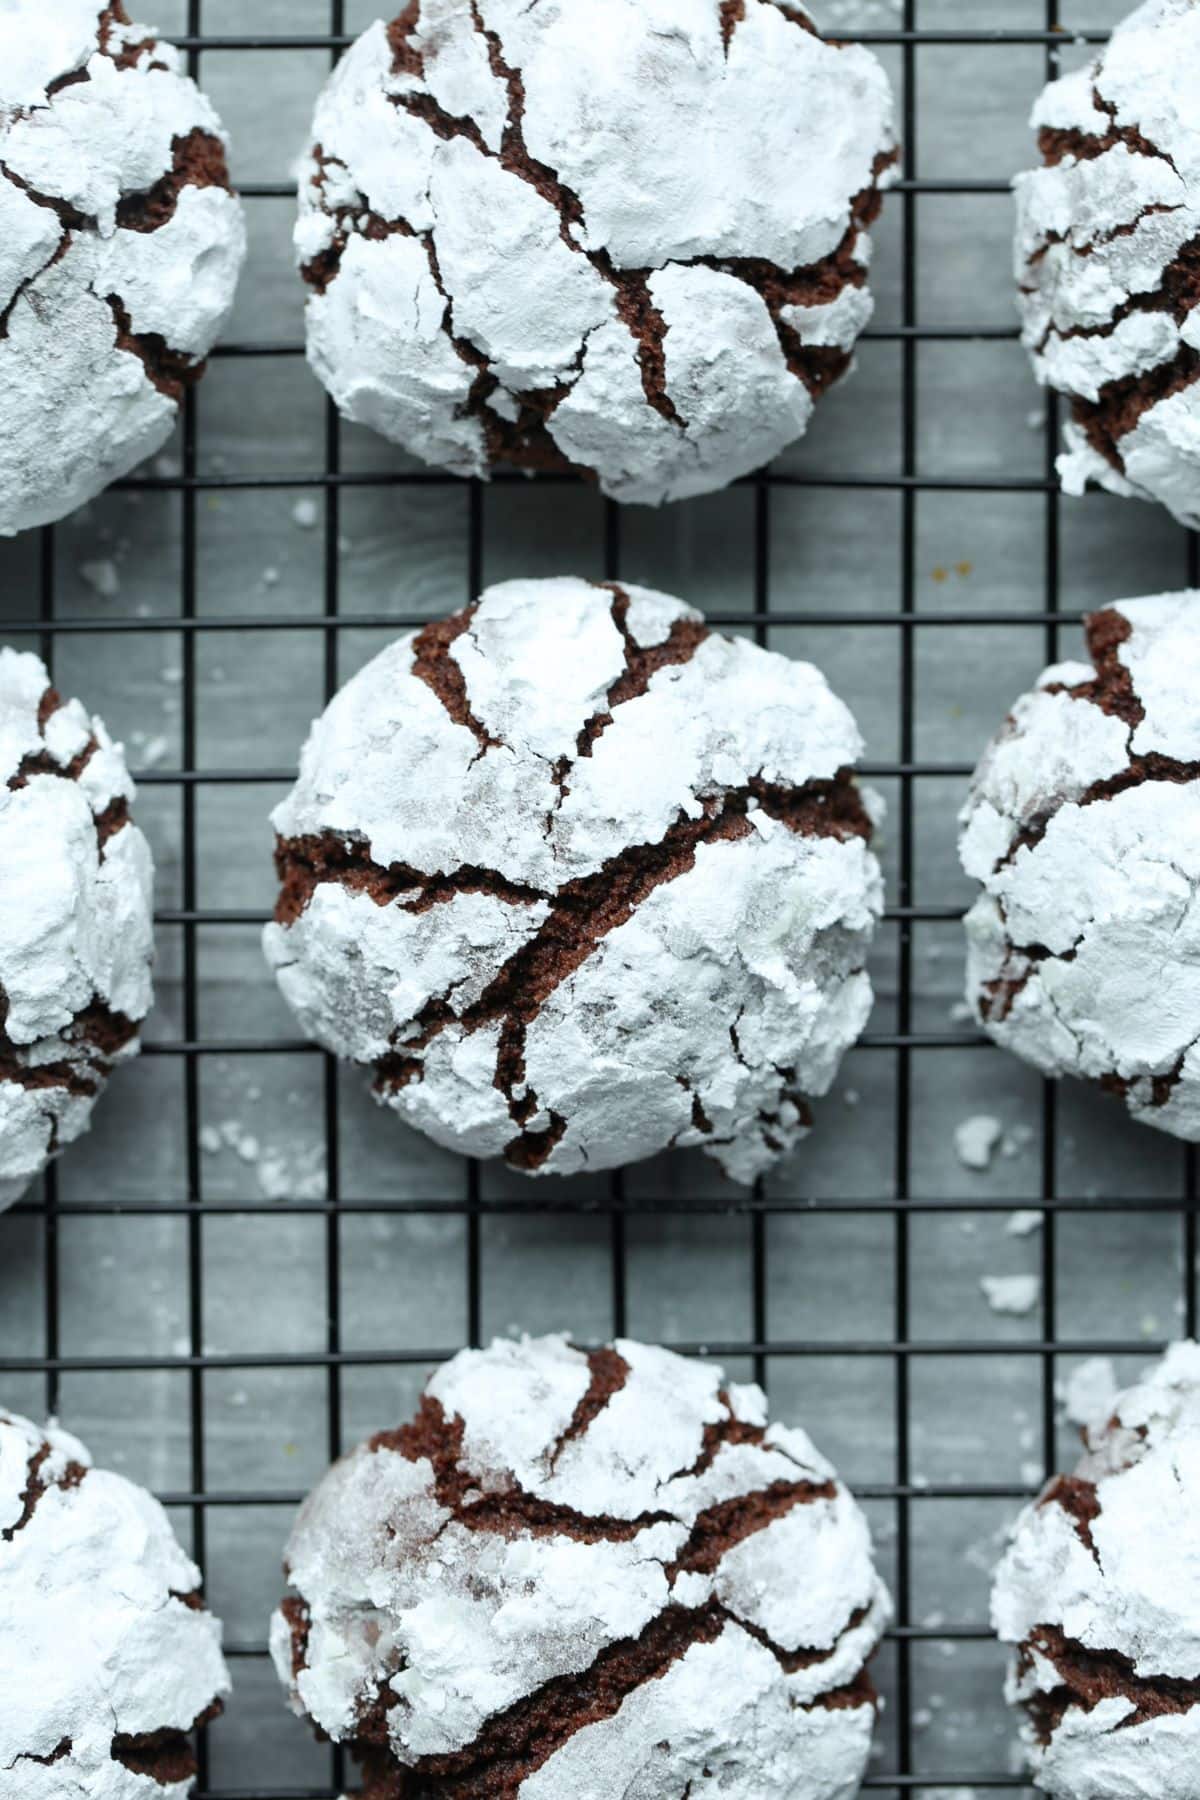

left=1015, top=0, right=1200, bottom=526
left=272, top=1333, right=891, bottom=1800
left=0, top=646, right=154, bottom=1210
left=263, top=576, right=883, bottom=1183
left=0, top=0, right=246, bottom=536
left=296, top=0, right=896, bottom=505
left=0, top=1406, right=229, bottom=1795
left=992, top=1341, right=1200, bottom=1798
left=959, top=592, right=1200, bottom=1142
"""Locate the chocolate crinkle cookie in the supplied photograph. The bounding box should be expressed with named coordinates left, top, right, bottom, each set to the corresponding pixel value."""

left=264, top=577, right=883, bottom=1184
left=992, top=1341, right=1200, bottom=1797
left=0, top=0, right=246, bottom=536
left=0, top=1407, right=229, bottom=1797
left=0, top=647, right=154, bottom=1211
left=1016, top=0, right=1200, bottom=527
left=271, top=1334, right=891, bottom=1800
left=295, top=0, right=897, bottom=506
left=960, top=593, right=1200, bottom=1142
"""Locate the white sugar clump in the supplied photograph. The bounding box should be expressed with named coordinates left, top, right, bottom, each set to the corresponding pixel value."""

left=263, top=576, right=883, bottom=1183
left=981, top=1274, right=1041, bottom=1318
left=271, top=1333, right=891, bottom=1798
left=960, top=593, right=1200, bottom=1143
left=0, top=1, right=246, bottom=536
left=295, top=0, right=896, bottom=506
left=1015, top=0, right=1200, bottom=526
left=0, top=1406, right=229, bottom=1795
left=0, top=647, right=154, bottom=1211
left=993, top=1341, right=1200, bottom=1796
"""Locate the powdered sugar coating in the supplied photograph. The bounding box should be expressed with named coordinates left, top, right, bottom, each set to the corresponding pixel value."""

left=992, top=1341, right=1200, bottom=1796
left=960, top=593, right=1200, bottom=1142
left=296, top=0, right=896, bottom=507
left=0, top=646, right=154, bottom=1211
left=271, top=1334, right=890, bottom=1798
left=0, top=1406, right=229, bottom=1796
left=263, top=577, right=882, bottom=1183
left=1015, top=0, right=1200, bottom=527
left=0, top=1, right=246, bottom=537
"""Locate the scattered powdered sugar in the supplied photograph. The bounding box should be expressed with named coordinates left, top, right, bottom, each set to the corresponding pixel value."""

left=79, top=556, right=121, bottom=599
left=954, top=1114, right=1004, bottom=1171
left=272, top=1333, right=891, bottom=1798
left=199, top=1115, right=327, bottom=1200
left=981, top=1274, right=1041, bottom=1317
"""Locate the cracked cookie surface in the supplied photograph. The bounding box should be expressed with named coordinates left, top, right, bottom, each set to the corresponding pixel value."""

left=295, top=0, right=897, bottom=506
left=0, top=645, right=154, bottom=1211
left=271, top=1333, right=891, bottom=1800
left=1015, top=0, right=1200, bottom=526
left=0, top=1406, right=229, bottom=1797
left=0, top=0, right=246, bottom=536
left=959, top=592, right=1200, bottom=1142
left=263, top=576, right=883, bottom=1183
left=992, top=1341, right=1200, bottom=1797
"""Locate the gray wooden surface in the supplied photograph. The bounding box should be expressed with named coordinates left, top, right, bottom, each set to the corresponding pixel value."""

left=0, top=2, right=1193, bottom=1794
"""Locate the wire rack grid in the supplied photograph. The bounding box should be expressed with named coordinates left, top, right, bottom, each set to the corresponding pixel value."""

left=2, top=2, right=1199, bottom=1796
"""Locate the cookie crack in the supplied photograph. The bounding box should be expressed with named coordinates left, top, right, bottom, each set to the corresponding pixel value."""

left=110, top=1702, right=222, bottom=1789
left=4, top=1739, right=71, bottom=1771
left=1039, top=1473, right=1103, bottom=1563
left=1037, top=84, right=1178, bottom=174
left=115, top=126, right=234, bottom=232
left=0, top=230, right=73, bottom=342
left=1067, top=328, right=1200, bottom=473
left=571, top=582, right=710, bottom=763
left=0, top=993, right=139, bottom=1100
left=389, top=0, right=688, bottom=430
left=681, top=148, right=897, bottom=400
left=371, top=773, right=871, bottom=1171
left=272, top=835, right=549, bottom=928
left=1, top=122, right=230, bottom=243
left=299, top=160, right=593, bottom=477
left=411, top=605, right=504, bottom=756
left=372, top=1394, right=834, bottom=1557
left=1020, top=1623, right=1200, bottom=1744
left=350, top=1597, right=874, bottom=1797
left=547, top=1346, right=631, bottom=1470
left=103, top=291, right=206, bottom=401
left=6, top=682, right=131, bottom=857
left=1, top=1442, right=87, bottom=1542
left=719, top=0, right=746, bottom=51
left=1035, top=228, right=1200, bottom=359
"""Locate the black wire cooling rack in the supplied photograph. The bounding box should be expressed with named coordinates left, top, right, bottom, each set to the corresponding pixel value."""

left=5, top=3, right=1200, bottom=1796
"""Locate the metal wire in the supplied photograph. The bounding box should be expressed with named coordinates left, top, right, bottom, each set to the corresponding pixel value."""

left=5, top=8, right=1191, bottom=1796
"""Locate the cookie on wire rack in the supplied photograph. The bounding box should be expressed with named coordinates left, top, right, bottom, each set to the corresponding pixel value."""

left=271, top=1333, right=891, bottom=1800
left=1015, top=0, right=1200, bottom=527
left=0, top=1406, right=229, bottom=1796
left=0, top=647, right=154, bottom=1212
left=263, top=576, right=884, bottom=1184
left=993, top=1341, right=1200, bottom=1796
left=960, top=593, right=1200, bottom=1142
left=294, top=0, right=897, bottom=506
left=0, top=0, right=246, bottom=536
